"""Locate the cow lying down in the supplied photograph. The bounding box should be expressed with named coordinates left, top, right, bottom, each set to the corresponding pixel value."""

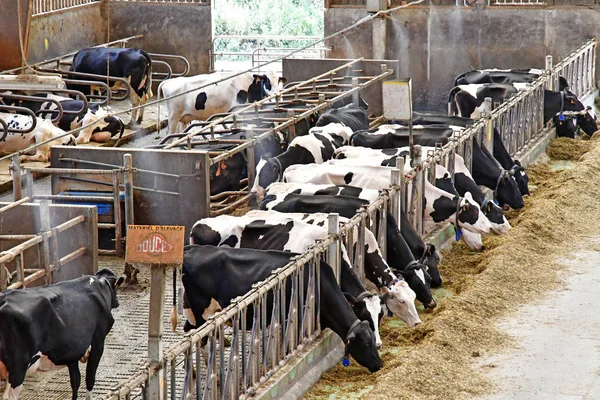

left=0, top=269, right=124, bottom=400
left=182, top=245, right=383, bottom=372
left=0, top=113, right=76, bottom=162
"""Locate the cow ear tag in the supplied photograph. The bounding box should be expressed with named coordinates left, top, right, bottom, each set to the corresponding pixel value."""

left=455, top=228, right=463, bottom=241
left=559, top=114, right=565, bottom=121
left=343, top=339, right=351, bottom=367
left=343, top=358, right=350, bottom=367
left=493, top=199, right=499, bottom=206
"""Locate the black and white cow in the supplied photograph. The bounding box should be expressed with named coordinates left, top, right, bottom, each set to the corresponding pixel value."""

left=454, top=68, right=569, bottom=92
left=251, top=123, right=352, bottom=197
left=349, top=124, right=457, bottom=149
left=264, top=182, right=444, bottom=288
left=7, top=94, right=124, bottom=144
left=332, top=147, right=510, bottom=235
left=471, top=138, right=524, bottom=209
left=265, top=182, right=380, bottom=203
left=315, top=103, right=370, bottom=132
left=0, top=268, right=124, bottom=400
left=182, top=245, right=383, bottom=372
left=449, top=83, right=597, bottom=136
left=259, top=193, right=437, bottom=310
left=159, top=71, right=285, bottom=134
left=68, top=48, right=153, bottom=125
left=410, top=113, right=530, bottom=196
left=0, top=113, right=77, bottom=162
left=282, top=163, right=493, bottom=235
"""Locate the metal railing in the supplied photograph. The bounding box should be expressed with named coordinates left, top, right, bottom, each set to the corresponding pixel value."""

left=102, top=174, right=400, bottom=400
left=401, top=39, right=596, bottom=234
left=210, top=35, right=326, bottom=72
left=32, top=0, right=99, bottom=16
left=0, top=200, right=88, bottom=291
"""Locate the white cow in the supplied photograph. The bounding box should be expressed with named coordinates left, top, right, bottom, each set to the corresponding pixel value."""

left=158, top=71, right=285, bottom=134
left=0, top=113, right=76, bottom=162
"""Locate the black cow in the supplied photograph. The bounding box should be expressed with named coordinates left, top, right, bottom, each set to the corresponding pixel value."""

left=454, top=68, right=569, bottom=91
left=316, top=103, right=370, bottom=132
left=68, top=48, right=153, bottom=125
left=349, top=125, right=456, bottom=149
left=5, top=93, right=124, bottom=144
left=0, top=269, right=124, bottom=399
left=472, top=138, right=524, bottom=209
left=449, top=83, right=596, bottom=136
left=260, top=193, right=436, bottom=309
left=182, top=245, right=383, bottom=372
left=399, top=211, right=442, bottom=288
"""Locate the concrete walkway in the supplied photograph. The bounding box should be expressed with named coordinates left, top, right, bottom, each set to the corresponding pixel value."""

left=477, top=238, right=600, bottom=400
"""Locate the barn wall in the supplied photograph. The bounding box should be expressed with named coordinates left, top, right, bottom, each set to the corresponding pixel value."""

left=325, top=6, right=600, bottom=111
left=27, top=3, right=106, bottom=64
left=107, top=2, right=212, bottom=76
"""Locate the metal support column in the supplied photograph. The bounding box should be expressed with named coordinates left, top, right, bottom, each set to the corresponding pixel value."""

left=123, top=154, right=135, bottom=227
left=11, top=156, right=22, bottom=201
left=327, top=213, right=340, bottom=284
left=148, top=263, right=166, bottom=400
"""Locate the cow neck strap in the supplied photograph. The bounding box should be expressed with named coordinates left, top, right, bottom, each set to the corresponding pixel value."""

left=455, top=196, right=463, bottom=229
left=418, top=245, right=431, bottom=264
left=480, top=196, right=490, bottom=210
left=404, top=260, right=419, bottom=271
left=455, top=196, right=464, bottom=241
left=343, top=319, right=363, bottom=366
left=493, top=170, right=508, bottom=199
left=356, top=291, right=372, bottom=303
left=269, top=157, right=283, bottom=180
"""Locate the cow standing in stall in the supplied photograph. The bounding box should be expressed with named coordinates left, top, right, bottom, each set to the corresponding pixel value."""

left=68, top=48, right=153, bottom=125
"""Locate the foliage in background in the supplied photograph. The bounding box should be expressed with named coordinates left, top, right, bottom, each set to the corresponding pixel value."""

left=213, top=0, right=324, bottom=61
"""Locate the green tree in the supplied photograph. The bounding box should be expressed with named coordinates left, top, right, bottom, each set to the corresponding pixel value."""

left=213, top=0, right=324, bottom=60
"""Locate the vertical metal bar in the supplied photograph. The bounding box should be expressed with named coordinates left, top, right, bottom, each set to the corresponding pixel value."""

left=377, top=200, right=387, bottom=258
left=286, top=110, right=296, bottom=140
left=11, top=156, right=22, bottom=201
left=147, top=264, right=166, bottom=400
left=355, top=216, right=366, bottom=279
left=25, top=169, right=34, bottom=201
left=298, top=264, right=305, bottom=344
left=315, top=257, right=321, bottom=333
left=112, top=173, right=123, bottom=256
left=219, top=323, right=225, bottom=398
left=546, top=55, right=553, bottom=91
left=391, top=164, right=400, bottom=223
left=39, top=200, right=52, bottom=283
left=247, top=128, right=256, bottom=193
left=327, top=213, right=340, bottom=284
left=123, top=154, right=135, bottom=227
left=352, top=77, right=360, bottom=107
left=15, top=254, right=24, bottom=288
left=170, top=358, right=176, bottom=400
left=241, top=307, right=248, bottom=393
left=0, top=263, right=7, bottom=291
left=196, top=339, right=202, bottom=398
left=411, top=145, right=423, bottom=234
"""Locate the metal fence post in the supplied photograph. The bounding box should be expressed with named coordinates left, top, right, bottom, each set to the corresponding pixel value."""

left=327, top=213, right=340, bottom=285
left=123, top=154, right=135, bottom=227
left=286, top=110, right=297, bottom=141
left=355, top=215, right=366, bottom=279
left=391, top=162, right=401, bottom=223
left=247, top=128, right=256, bottom=192
left=39, top=200, right=52, bottom=283
left=411, top=145, right=424, bottom=234
left=483, top=97, right=494, bottom=155
left=545, top=55, right=554, bottom=91
left=25, top=169, right=34, bottom=200
left=148, top=263, right=166, bottom=400
left=11, top=156, right=22, bottom=201
left=352, top=77, right=360, bottom=107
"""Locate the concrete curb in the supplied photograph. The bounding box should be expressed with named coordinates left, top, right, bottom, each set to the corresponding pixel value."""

left=252, top=127, right=558, bottom=400
left=253, top=330, right=343, bottom=400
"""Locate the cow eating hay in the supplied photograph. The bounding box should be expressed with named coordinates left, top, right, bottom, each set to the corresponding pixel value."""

left=305, top=139, right=600, bottom=399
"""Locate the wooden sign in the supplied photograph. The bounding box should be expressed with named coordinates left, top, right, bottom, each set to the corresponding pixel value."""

left=125, top=225, right=185, bottom=264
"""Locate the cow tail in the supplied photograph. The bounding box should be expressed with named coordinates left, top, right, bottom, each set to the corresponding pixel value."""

left=140, top=49, right=153, bottom=99
left=170, top=265, right=178, bottom=332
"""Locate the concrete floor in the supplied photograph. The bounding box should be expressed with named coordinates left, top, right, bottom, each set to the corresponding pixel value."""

left=477, top=238, right=600, bottom=400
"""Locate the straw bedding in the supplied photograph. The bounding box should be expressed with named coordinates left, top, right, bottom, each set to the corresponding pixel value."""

left=304, top=139, right=600, bottom=399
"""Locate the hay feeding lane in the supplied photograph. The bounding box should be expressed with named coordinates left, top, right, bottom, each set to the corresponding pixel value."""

left=305, top=139, right=600, bottom=399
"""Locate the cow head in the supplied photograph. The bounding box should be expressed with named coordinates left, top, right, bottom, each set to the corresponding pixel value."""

left=251, top=157, right=281, bottom=199
left=419, top=243, right=442, bottom=288
left=210, top=153, right=245, bottom=196
left=480, top=197, right=511, bottom=235
left=247, top=74, right=273, bottom=103
left=456, top=192, right=494, bottom=234
left=92, top=113, right=125, bottom=140
left=560, top=91, right=597, bottom=135
left=344, top=292, right=384, bottom=349
left=396, top=262, right=436, bottom=309
left=509, top=160, right=529, bottom=196
left=95, top=268, right=125, bottom=309
left=344, top=319, right=383, bottom=372
left=381, top=280, right=421, bottom=327
left=495, top=171, right=524, bottom=209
